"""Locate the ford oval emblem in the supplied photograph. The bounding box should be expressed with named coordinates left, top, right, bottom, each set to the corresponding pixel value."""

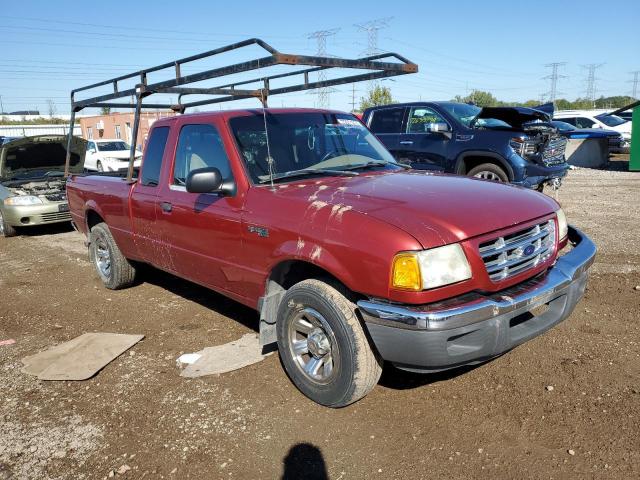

left=524, top=244, right=536, bottom=256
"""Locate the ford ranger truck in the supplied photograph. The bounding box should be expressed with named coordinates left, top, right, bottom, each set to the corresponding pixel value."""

left=66, top=109, right=596, bottom=407
left=362, top=102, right=569, bottom=191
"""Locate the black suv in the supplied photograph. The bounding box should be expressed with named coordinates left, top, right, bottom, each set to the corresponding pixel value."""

left=362, top=102, right=569, bottom=190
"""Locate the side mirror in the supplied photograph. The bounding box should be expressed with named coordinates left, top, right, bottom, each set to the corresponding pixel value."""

left=426, top=122, right=451, bottom=134
left=186, top=167, right=235, bottom=195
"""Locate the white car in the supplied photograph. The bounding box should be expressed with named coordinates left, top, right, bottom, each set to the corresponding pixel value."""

left=553, top=110, right=632, bottom=143
left=85, top=139, right=142, bottom=172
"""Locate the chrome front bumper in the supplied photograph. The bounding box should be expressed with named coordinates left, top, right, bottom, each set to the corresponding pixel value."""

left=357, top=226, right=596, bottom=372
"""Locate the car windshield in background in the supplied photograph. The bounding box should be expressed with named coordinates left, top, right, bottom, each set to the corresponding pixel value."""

left=551, top=121, right=576, bottom=132
left=97, top=141, right=130, bottom=151
left=440, top=103, right=511, bottom=129
left=595, top=114, right=626, bottom=127
left=230, top=112, right=400, bottom=184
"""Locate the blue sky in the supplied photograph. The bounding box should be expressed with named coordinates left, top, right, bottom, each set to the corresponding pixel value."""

left=1, top=0, right=638, bottom=114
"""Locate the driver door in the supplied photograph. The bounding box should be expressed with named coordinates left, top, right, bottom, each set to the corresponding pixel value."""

left=397, top=106, right=450, bottom=171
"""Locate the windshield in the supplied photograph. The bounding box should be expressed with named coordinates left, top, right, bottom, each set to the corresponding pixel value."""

left=230, top=112, right=400, bottom=184
left=595, top=114, right=626, bottom=127
left=551, top=120, right=576, bottom=132
left=97, top=141, right=130, bottom=151
left=439, top=103, right=512, bottom=129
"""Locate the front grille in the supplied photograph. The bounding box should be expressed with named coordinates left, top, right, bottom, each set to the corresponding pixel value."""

left=542, top=136, right=566, bottom=165
left=39, top=211, right=71, bottom=223
left=44, top=193, right=66, bottom=202
left=479, top=220, right=556, bottom=281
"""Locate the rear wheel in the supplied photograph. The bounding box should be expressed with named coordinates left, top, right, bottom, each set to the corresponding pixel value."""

left=0, top=210, right=18, bottom=237
left=468, top=163, right=509, bottom=183
left=89, top=222, right=136, bottom=289
left=276, top=279, right=382, bottom=407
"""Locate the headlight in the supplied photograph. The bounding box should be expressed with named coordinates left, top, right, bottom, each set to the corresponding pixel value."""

left=391, top=244, right=472, bottom=291
left=4, top=195, right=43, bottom=206
left=556, top=208, right=568, bottom=241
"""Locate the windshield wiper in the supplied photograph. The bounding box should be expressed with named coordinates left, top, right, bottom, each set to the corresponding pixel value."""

left=340, top=160, right=410, bottom=171
left=260, top=169, right=359, bottom=184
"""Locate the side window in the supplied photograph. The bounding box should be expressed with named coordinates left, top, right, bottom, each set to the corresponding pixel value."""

left=576, top=117, right=595, bottom=128
left=406, top=107, right=447, bottom=133
left=559, top=117, right=575, bottom=126
left=140, top=126, right=170, bottom=187
left=368, top=107, right=405, bottom=134
left=87, top=141, right=96, bottom=151
left=173, top=124, right=232, bottom=186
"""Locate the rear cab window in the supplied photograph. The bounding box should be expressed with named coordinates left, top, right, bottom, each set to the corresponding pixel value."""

left=368, top=107, right=406, bottom=133
left=140, top=126, right=170, bottom=186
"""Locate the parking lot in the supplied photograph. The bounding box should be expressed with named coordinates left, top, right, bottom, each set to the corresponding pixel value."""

left=1, top=158, right=639, bottom=479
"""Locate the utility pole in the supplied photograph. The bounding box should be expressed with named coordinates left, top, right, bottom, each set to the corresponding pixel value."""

left=307, top=28, right=340, bottom=108
left=582, top=63, right=604, bottom=106
left=0, top=95, right=3, bottom=114
left=629, top=71, right=640, bottom=99
left=543, top=62, right=567, bottom=103
left=350, top=84, right=359, bottom=112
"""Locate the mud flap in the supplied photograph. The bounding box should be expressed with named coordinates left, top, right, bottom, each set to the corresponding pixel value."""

left=258, top=290, right=284, bottom=347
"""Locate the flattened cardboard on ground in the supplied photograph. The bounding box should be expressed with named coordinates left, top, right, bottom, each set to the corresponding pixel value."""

left=22, top=333, right=144, bottom=380
left=180, top=333, right=272, bottom=378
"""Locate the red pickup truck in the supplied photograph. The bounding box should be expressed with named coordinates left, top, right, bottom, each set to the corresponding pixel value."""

left=67, top=108, right=596, bottom=407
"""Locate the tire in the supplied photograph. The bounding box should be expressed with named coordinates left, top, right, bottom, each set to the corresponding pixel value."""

left=88, top=222, right=136, bottom=289
left=467, top=163, right=509, bottom=183
left=96, top=160, right=104, bottom=172
left=276, top=279, right=382, bottom=407
left=536, top=184, right=545, bottom=193
left=0, top=209, right=18, bottom=237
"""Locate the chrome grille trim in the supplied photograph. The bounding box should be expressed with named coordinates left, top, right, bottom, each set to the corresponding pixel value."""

left=39, top=212, right=71, bottom=223
left=479, top=220, right=556, bottom=281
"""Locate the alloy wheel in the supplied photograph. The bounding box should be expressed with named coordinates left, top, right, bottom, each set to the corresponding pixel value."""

left=287, top=307, right=339, bottom=384
left=473, top=171, right=503, bottom=181
left=93, top=236, right=111, bottom=280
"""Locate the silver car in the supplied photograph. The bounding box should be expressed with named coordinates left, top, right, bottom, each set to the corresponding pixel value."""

left=0, top=135, right=86, bottom=237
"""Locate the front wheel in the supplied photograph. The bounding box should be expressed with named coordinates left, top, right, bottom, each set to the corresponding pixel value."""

left=96, top=160, right=104, bottom=172
left=0, top=209, right=18, bottom=237
left=276, top=279, right=382, bottom=407
left=88, top=222, right=136, bottom=289
left=467, top=163, right=509, bottom=183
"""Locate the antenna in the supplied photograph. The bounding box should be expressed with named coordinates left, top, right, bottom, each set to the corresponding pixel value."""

left=582, top=63, right=604, bottom=105
left=308, top=28, right=340, bottom=108
left=543, top=62, right=567, bottom=103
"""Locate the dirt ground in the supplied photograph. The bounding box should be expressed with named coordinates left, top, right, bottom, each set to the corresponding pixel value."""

left=1, top=157, right=639, bottom=479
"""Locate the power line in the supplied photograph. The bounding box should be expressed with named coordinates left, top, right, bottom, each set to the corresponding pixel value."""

left=307, top=28, right=339, bottom=108
left=543, top=62, right=567, bottom=103
left=582, top=63, right=604, bottom=104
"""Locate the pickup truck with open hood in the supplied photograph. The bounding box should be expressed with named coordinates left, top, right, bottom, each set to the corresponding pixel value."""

left=362, top=102, right=569, bottom=191
left=66, top=108, right=596, bottom=407
left=0, top=135, right=86, bottom=237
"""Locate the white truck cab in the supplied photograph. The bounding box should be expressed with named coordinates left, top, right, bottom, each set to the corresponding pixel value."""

left=85, top=139, right=141, bottom=172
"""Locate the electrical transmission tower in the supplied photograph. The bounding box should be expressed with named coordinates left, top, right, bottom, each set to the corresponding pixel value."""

left=543, top=62, right=567, bottom=103
left=629, top=71, right=640, bottom=99
left=582, top=63, right=604, bottom=105
left=354, top=17, right=393, bottom=56
left=307, top=28, right=340, bottom=108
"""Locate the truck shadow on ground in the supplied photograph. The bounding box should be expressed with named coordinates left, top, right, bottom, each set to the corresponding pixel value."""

left=135, top=264, right=260, bottom=334
left=378, top=362, right=481, bottom=390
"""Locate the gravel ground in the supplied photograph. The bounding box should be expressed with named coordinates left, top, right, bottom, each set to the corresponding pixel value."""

left=1, top=158, right=639, bottom=479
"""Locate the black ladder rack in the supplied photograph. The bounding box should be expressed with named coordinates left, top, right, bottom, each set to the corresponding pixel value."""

left=65, top=38, right=418, bottom=180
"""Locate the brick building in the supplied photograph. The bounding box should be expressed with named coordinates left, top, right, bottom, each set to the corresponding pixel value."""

left=78, top=111, right=176, bottom=149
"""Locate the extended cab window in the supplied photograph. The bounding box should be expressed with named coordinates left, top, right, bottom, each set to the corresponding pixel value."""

left=407, top=107, right=447, bottom=133
left=173, top=124, right=232, bottom=186
left=140, top=126, right=169, bottom=186
left=368, top=107, right=405, bottom=133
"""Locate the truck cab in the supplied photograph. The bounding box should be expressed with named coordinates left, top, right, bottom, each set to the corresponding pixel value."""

left=362, top=102, right=570, bottom=190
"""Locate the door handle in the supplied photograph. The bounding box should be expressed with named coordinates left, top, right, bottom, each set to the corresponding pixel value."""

left=160, top=201, right=173, bottom=213
left=400, top=140, right=414, bottom=145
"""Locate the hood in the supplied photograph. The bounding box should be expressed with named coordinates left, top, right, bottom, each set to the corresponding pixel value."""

left=0, top=135, right=87, bottom=179
left=563, top=128, right=619, bottom=138
left=477, top=106, right=550, bottom=130
left=278, top=171, right=558, bottom=248
left=532, top=102, right=555, bottom=116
